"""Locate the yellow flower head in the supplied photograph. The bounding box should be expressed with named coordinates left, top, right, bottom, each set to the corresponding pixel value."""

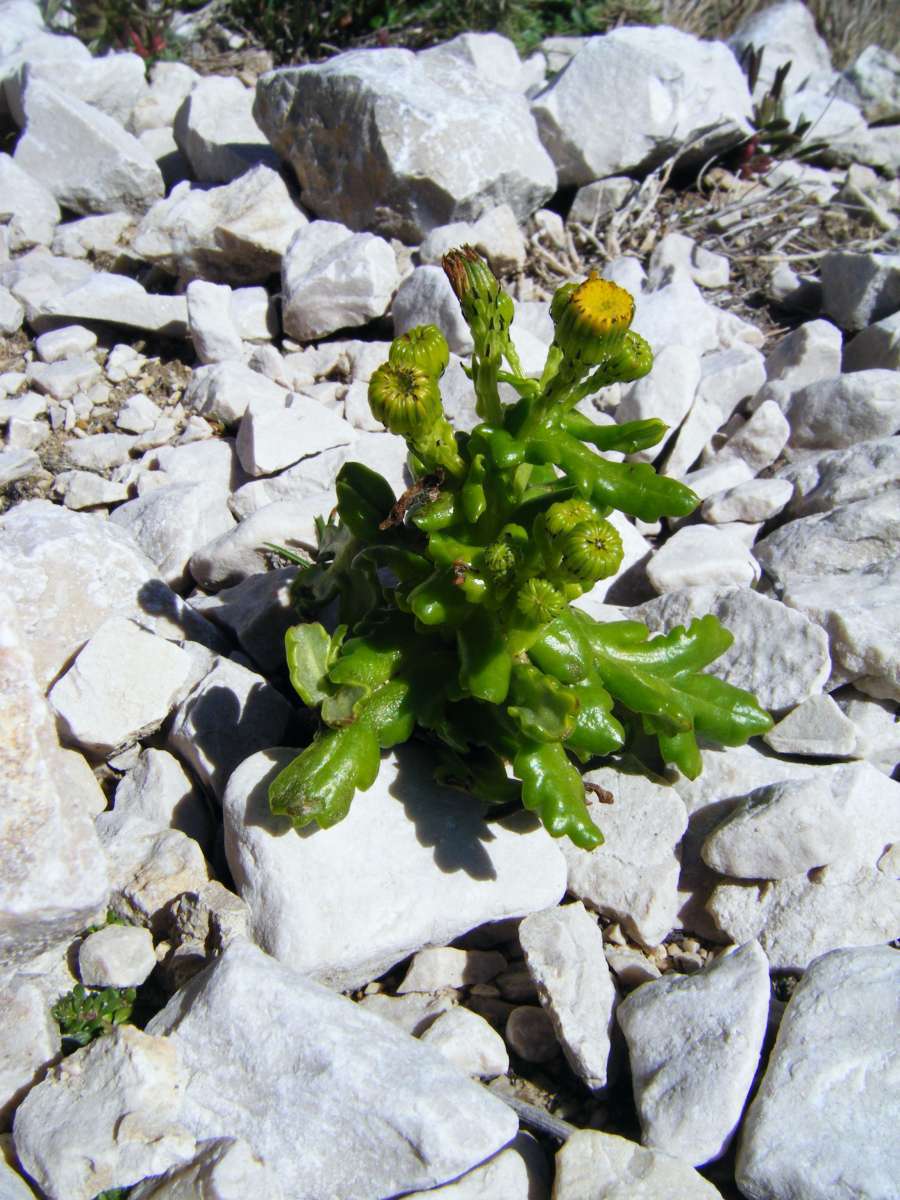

left=551, top=272, right=635, bottom=366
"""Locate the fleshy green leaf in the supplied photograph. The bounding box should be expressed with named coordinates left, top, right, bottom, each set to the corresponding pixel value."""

left=269, top=724, right=381, bottom=830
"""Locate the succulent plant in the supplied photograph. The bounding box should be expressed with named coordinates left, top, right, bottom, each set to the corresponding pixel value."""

left=269, top=248, right=772, bottom=849
left=52, top=983, right=136, bottom=1049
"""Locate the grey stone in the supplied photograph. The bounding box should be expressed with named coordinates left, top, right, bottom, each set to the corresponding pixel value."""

left=174, top=74, right=276, bottom=184
left=129, top=1137, right=283, bottom=1200
left=618, top=344, right=701, bottom=464
left=633, top=586, right=831, bottom=712
left=418, top=31, right=527, bottom=93
left=24, top=269, right=188, bottom=338
left=647, top=525, right=761, bottom=593
left=562, top=767, right=687, bottom=948
left=281, top=221, right=399, bottom=341
left=504, top=1006, right=558, bottom=1062
left=184, top=360, right=287, bottom=426
left=701, top=777, right=852, bottom=879
left=116, top=392, right=161, bottom=434
left=736, top=946, right=900, bottom=1200
left=129, top=60, right=199, bottom=134
left=12, top=1026, right=195, bottom=1200
left=776, top=437, right=900, bottom=519
left=568, top=176, right=636, bottom=229
left=519, top=901, right=616, bottom=1090
left=835, top=688, right=900, bottom=776
left=728, top=1, right=834, bottom=96
left=185, top=280, right=243, bottom=364
left=356, top=992, right=457, bottom=1038
left=398, top=948, right=507, bottom=994
left=617, top=941, right=770, bottom=1165
left=401, top=1132, right=549, bottom=1200
left=820, top=250, right=900, bottom=332
left=532, top=27, right=751, bottom=186
left=145, top=939, right=518, bottom=1198
left=132, top=165, right=308, bottom=285
left=253, top=48, right=555, bottom=242
left=553, top=1129, right=722, bottom=1199
left=844, top=311, right=900, bottom=372
left=632, top=272, right=722, bottom=362
left=99, top=748, right=210, bottom=850
left=647, top=233, right=729, bottom=290
left=9, top=50, right=148, bottom=128
left=0, top=153, right=59, bottom=250
left=763, top=694, right=859, bottom=758
left=167, top=657, right=292, bottom=801
left=702, top=477, right=793, bottom=524
left=189, top=567, right=297, bottom=676
left=0, top=977, right=59, bottom=1132
left=78, top=924, right=156, bottom=989
left=222, top=746, right=567, bottom=991
left=34, top=323, right=97, bottom=363
left=840, top=44, right=900, bottom=123
left=14, top=78, right=163, bottom=215
left=102, top=821, right=211, bottom=931
left=703, top=399, right=790, bottom=475
left=48, top=616, right=195, bottom=757
left=0, top=448, right=39, bottom=488
left=235, top=390, right=355, bottom=477
left=418, top=1007, right=509, bottom=1079
left=0, top=286, right=23, bottom=333
left=783, top=370, right=900, bottom=450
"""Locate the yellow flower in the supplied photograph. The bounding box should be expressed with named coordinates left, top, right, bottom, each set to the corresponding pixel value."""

left=551, top=272, right=635, bottom=366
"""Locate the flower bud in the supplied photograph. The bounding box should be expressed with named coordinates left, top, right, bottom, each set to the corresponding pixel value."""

left=558, top=518, right=623, bottom=583
left=389, top=324, right=450, bottom=379
left=551, top=272, right=635, bottom=366
left=442, top=246, right=500, bottom=317
left=368, top=362, right=442, bottom=437
left=516, top=577, right=565, bottom=623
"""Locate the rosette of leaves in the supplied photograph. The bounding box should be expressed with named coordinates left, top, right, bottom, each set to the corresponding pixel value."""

left=269, top=248, right=772, bottom=850
left=52, top=983, right=136, bottom=1050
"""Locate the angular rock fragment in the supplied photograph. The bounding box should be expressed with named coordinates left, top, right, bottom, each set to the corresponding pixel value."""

left=763, top=694, right=858, bottom=758
left=13, top=1026, right=195, bottom=1200
left=820, top=250, right=900, bottom=332
left=0, top=977, right=60, bottom=1130
left=617, top=941, right=770, bottom=1165
left=519, top=902, right=616, bottom=1090
left=254, top=48, right=555, bottom=241
left=174, top=74, right=276, bottom=184
left=419, top=1007, right=509, bottom=1079
left=736, top=946, right=900, bottom=1200
left=146, top=939, right=518, bottom=1198
left=532, top=27, right=751, bottom=185
left=223, top=746, right=567, bottom=991
left=78, top=924, right=157, bottom=989
left=553, top=1129, right=722, bottom=1199
left=129, top=1137, right=284, bottom=1200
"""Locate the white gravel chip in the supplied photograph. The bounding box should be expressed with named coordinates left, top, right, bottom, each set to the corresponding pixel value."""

left=763, top=693, right=859, bottom=758
left=647, top=525, right=761, bottom=593
left=78, top=923, right=156, bottom=989
left=419, top=1007, right=509, bottom=1079
left=553, top=1129, right=723, bottom=1199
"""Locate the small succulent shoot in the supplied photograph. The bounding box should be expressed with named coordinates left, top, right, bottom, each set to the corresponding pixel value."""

left=269, top=247, right=773, bottom=850
left=52, top=983, right=137, bottom=1049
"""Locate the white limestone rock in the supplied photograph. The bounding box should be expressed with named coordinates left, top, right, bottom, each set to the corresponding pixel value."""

left=12, top=1026, right=195, bottom=1200
left=839, top=44, right=900, bottom=123
left=49, top=470, right=126, bottom=514
left=109, top=483, right=237, bottom=593
left=567, top=176, right=636, bottom=228
left=618, top=344, right=701, bottom=464
left=398, top=948, right=507, bottom=994
left=532, top=27, right=751, bottom=185
left=0, top=447, right=39, bottom=489
left=702, top=478, right=793, bottom=524
left=8, top=49, right=147, bottom=129
left=48, top=617, right=194, bottom=757
left=99, top=748, right=210, bottom=850
left=167, top=657, right=292, bottom=801
left=553, top=1129, right=723, bottom=1199
left=281, top=222, right=399, bottom=342
left=401, top=1132, right=550, bottom=1200
left=418, top=1007, right=509, bottom=1079
left=662, top=344, right=766, bottom=478
left=50, top=211, right=135, bottom=260
left=701, top=777, right=852, bottom=880
left=419, top=30, right=526, bottom=92
left=392, top=264, right=473, bottom=355
left=835, top=688, right=900, bottom=777
left=24, top=269, right=188, bottom=338
left=756, top=317, right=843, bottom=403
left=132, top=165, right=308, bottom=285
left=222, top=745, right=567, bottom=991
left=137, top=438, right=246, bottom=495
left=26, top=355, right=101, bottom=401
left=418, top=204, right=527, bottom=274
left=78, top=924, right=156, bottom=989
left=647, top=525, right=761, bottom=593
left=782, top=370, right=900, bottom=450
left=145, top=939, right=518, bottom=1198
left=189, top=567, right=297, bottom=676
left=820, top=250, right=900, bottom=332
left=236, top=391, right=355, bottom=476
left=844, top=311, right=900, bottom=372
left=188, top=495, right=333, bottom=590
left=0, top=1159, right=35, bottom=1199
left=647, top=233, right=729, bottom=290
left=632, top=272, right=721, bottom=361
left=129, top=1136, right=283, bottom=1200
left=729, top=1, right=834, bottom=98
left=184, top=360, right=287, bottom=426
left=633, top=586, right=831, bottom=712
left=519, top=902, right=616, bottom=1091
left=185, top=280, right=243, bottom=365
left=562, top=767, right=688, bottom=948
left=129, top=60, right=199, bottom=134
left=0, top=286, right=23, bottom=333
left=617, top=941, right=770, bottom=1165
left=14, top=79, right=163, bottom=215
left=705, top=766, right=900, bottom=969
left=0, top=152, right=59, bottom=250
left=102, top=820, right=211, bottom=931
left=357, top=991, right=457, bottom=1038
left=703, top=399, right=790, bottom=476
left=0, top=977, right=59, bottom=1131
left=763, top=694, right=858, bottom=758
left=254, top=48, right=556, bottom=242
left=736, top=945, right=900, bottom=1200
left=173, top=74, right=276, bottom=185
left=116, top=392, right=161, bottom=434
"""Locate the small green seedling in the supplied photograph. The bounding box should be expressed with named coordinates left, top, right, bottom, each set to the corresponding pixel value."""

left=52, top=983, right=136, bottom=1049
left=269, top=248, right=772, bottom=849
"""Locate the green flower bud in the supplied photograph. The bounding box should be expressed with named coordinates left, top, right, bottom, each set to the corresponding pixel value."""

left=516, top=577, right=566, bottom=623
left=544, top=498, right=598, bottom=540
left=368, top=362, right=442, bottom=437
left=558, top=518, right=623, bottom=583
left=442, top=245, right=501, bottom=318
left=389, top=325, right=450, bottom=379
left=482, top=539, right=520, bottom=585
left=551, top=272, right=635, bottom=366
